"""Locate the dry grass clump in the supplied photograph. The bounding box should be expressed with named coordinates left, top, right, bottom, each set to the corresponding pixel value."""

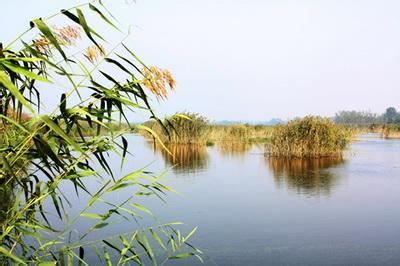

left=266, top=116, right=350, bottom=158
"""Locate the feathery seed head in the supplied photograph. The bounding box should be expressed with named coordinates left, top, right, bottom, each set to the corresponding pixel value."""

left=142, top=66, right=176, bottom=100
left=86, top=45, right=106, bottom=63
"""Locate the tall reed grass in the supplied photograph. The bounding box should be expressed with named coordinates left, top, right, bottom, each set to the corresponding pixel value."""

left=208, top=124, right=273, bottom=144
left=266, top=116, right=350, bottom=158
left=0, top=2, right=202, bottom=264
left=142, top=116, right=274, bottom=146
left=143, top=112, right=210, bottom=145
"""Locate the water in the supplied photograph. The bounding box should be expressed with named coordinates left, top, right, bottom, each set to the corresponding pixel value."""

left=48, top=134, right=400, bottom=265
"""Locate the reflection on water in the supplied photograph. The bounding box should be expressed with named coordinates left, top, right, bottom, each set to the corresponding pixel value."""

left=267, top=157, right=345, bottom=197
left=216, top=142, right=253, bottom=157
left=43, top=135, right=400, bottom=265
left=149, top=142, right=209, bottom=174
left=150, top=141, right=258, bottom=173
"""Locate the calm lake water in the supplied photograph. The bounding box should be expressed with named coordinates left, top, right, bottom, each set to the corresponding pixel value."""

left=49, top=134, right=400, bottom=265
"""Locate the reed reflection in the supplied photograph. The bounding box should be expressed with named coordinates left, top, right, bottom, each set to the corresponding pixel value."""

left=267, top=157, right=345, bottom=197
left=150, top=143, right=209, bottom=174
left=216, top=142, right=253, bottom=157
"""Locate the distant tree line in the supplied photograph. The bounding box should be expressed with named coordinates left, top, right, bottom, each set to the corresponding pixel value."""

left=334, top=107, right=400, bottom=125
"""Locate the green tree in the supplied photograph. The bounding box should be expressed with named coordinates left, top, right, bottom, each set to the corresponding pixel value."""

left=383, top=107, right=398, bottom=123
left=334, top=110, right=382, bottom=125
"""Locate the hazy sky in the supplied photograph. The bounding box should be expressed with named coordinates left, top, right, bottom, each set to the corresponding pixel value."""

left=3, top=0, right=400, bottom=121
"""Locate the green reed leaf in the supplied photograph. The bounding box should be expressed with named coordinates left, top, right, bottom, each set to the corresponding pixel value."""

left=135, top=124, right=172, bottom=155
left=40, top=115, right=86, bottom=155
left=89, top=3, right=119, bottom=31
left=77, top=8, right=104, bottom=47
left=168, top=253, right=195, bottom=260
left=80, top=213, right=102, bottom=220
left=1, top=61, right=51, bottom=83
left=0, top=71, right=34, bottom=113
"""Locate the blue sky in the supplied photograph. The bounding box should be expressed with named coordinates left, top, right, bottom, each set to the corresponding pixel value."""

left=3, top=0, right=400, bottom=121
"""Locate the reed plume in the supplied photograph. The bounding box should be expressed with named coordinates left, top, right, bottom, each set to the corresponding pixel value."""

left=142, top=66, right=176, bottom=100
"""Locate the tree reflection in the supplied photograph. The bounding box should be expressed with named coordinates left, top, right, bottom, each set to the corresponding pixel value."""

left=267, top=157, right=345, bottom=197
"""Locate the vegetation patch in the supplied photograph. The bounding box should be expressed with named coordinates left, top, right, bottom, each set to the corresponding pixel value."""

left=142, top=114, right=274, bottom=147
left=143, top=112, right=210, bottom=145
left=382, top=124, right=400, bottom=139
left=266, top=116, right=350, bottom=158
left=208, top=124, right=273, bottom=144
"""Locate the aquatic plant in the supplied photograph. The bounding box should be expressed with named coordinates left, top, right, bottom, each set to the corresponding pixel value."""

left=266, top=116, right=350, bottom=158
left=143, top=112, right=210, bottom=145
left=143, top=115, right=275, bottom=147
left=0, top=1, right=201, bottom=264
left=208, top=124, right=273, bottom=143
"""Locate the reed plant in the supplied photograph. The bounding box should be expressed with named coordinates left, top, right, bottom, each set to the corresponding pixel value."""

left=266, top=116, right=350, bottom=158
left=0, top=1, right=201, bottom=264
left=143, top=119, right=274, bottom=146
left=207, top=124, right=273, bottom=144
left=208, top=125, right=249, bottom=143
left=143, top=112, right=210, bottom=145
